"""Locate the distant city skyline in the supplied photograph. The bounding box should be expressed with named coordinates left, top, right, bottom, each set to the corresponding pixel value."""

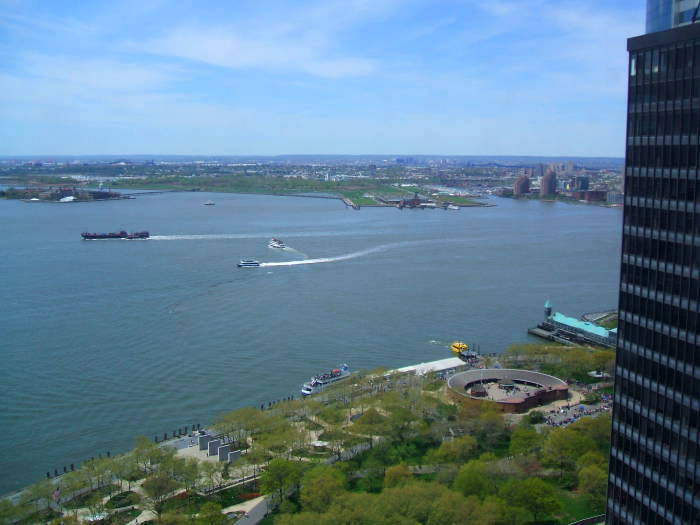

left=1, top=0, right=642, bottom=156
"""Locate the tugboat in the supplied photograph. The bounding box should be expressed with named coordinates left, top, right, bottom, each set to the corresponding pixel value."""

left=81, top=231, right=149, bottom=240
left=268, top=238, right=286, bottom=249
left=237, top=259, right=261, bottom=268
left=301, top=364, right=351, bottom=396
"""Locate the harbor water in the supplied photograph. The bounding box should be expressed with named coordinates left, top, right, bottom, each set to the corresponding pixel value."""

left=0, top=192, right=621, bottom=494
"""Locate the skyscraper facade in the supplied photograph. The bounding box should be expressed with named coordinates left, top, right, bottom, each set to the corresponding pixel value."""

left=607, top=22, right=700, bottom=525
left=647, top=0, right=698, bottom=33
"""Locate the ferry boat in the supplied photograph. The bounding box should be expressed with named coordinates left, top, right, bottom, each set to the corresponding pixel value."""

left=450, top=341, right=479, bottom=361
left=301, top=364, right=350, bottom=396
left=237, top=259, right=261, bottom=268
left=81, top=231, right=149, bottom=240
left=268, top=238, right=286, bottom=249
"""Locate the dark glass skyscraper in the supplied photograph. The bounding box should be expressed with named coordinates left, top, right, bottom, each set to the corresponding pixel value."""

left=647, top=0, right=698, bottom=34
left=607, top=22, right=700, bottom=524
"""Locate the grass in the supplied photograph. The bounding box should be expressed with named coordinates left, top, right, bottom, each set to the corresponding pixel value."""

left=597, top=316, right=618, bottom=330
left=434, top=194, right=483, bottom=206
left=63, top=484, right=119, bottom=509
left=422, top=380, right=444, bottom=392
left=17, top=508, right=62, bottom=524
left=105, top=491, right=141, bottom=509
left=106, top=508, right=141, bottom=525
left=302, top=418, right=323, bottom=431
left=552, top=488, right=600, bottom=524
left=163, top=482, right=260, bottom=514
left=339, top=190, right=380, bottom=205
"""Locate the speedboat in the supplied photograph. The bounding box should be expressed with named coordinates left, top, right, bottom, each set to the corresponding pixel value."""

left=203, top=200, right=215, bottom=206
left=268, top=238, right=286, bottom=249
left=237, top=259, right=261, bottom=268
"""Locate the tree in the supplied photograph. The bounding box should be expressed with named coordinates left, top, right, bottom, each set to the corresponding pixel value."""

left=431, top=435, right=477, bottom=463
left=453, top=459, right=498, bottom=499
left=576, top=450, right=607, bottom=473
left=133, top=435, right=162, bottom=473
left=58, top=470, right=89, bottom=510
left=383, top=464, right=412, bottom=488
left=111, top=455, right=141, bottom=490
left=542, top=427, right=596, bottom=477
left=20, top=479, right=55, bottom=514
left=498, top=478, right=560, bottom=522
left=426, top=492, right=484, bottom=525
left=197, top=502, right=226, bottom=525
left=0, top=499, right=22, bottom=525
left=200, top=462, right=224, bottom=493
left=213, top=406, right=259, bottom=446
left=84, top=493, right=106, bottom=521
left=508, top=427, right=540, bottom=456
left=578, top=465, right=608, bottom=511
left=260, top=458, right=303, bottom=505
left=141, top=474, right=180, bottom=521
left=300, top=465, right=346, bottom=513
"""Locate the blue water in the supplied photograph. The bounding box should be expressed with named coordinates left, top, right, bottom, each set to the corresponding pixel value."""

left=0, top=193, right=622, bottom=493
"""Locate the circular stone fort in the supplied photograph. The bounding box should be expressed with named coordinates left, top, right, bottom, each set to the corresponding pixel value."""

left=447, top=369, right=568, bottom=413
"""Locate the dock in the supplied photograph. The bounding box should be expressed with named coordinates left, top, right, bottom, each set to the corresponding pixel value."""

left=341, top=197, right=360, bottom=209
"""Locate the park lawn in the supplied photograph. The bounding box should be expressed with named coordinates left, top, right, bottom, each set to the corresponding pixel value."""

left=434, top=194, right=483, bottom=206
left=161, top=491, right=209, bottom=515
left=339, top=190, right=380, bottom=205
left=597, top=316, right=618, bottom=330
left=105, top=491, right=141, bottom=509
left=63, top=484, right=119, bottom=509
left=162, top=482, right=261, bottom=514
left=106, top=508, right=141, bottom=525
left=422, top=380, right=444, bottom=391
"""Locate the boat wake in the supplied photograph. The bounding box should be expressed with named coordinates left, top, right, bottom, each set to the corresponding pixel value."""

left=260, top=240, right=443, bottom=267
left=150, top=234, right=258, bottom=241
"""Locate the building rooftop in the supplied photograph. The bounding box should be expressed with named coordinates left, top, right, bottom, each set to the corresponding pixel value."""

left=392, top=357, right=466, bottom=376
left=551, top=311, right=611, bottom=338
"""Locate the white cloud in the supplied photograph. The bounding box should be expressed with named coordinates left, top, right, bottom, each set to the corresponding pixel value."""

left=144, top=29, right=376, bottom=78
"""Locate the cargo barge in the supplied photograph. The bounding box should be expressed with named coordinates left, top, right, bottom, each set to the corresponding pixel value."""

left=81, top=231, right=150, bottom=240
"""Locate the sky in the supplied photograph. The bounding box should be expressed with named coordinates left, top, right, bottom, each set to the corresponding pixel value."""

left=0, top=0, right=644, bottom=157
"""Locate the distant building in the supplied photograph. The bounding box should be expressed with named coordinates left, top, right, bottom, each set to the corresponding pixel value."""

left=606, top=191, right=623, bottom=205
left=540, top=170, right=557, bottom=196
left=539, top=300, right=617, bottom=348
left=574, top=176, right=589, bottom=191
left=513, top=175, right=530, bottom=196
left=571, top=190, right=606, bottom=202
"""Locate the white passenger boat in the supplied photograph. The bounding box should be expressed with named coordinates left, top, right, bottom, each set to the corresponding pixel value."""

left=301, top=364, right=350, bottom=396
left=237, top=259, right=260, bottom=268
left=268, top=238, right=286, bottom=249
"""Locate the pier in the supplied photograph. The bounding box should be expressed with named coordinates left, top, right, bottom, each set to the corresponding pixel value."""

left=341, top=197, right=360, bottom=209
